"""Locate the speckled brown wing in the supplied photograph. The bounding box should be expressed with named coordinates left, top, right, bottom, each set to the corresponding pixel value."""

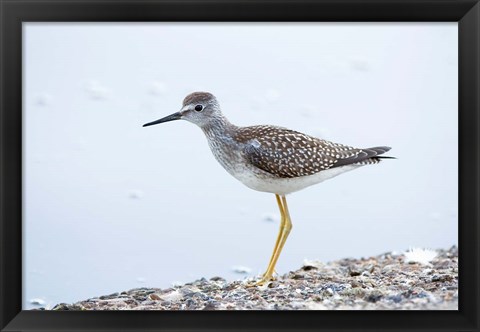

left=235, top=125, right=367, bottom=178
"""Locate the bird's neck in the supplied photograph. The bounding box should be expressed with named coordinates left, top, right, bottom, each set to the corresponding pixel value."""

left=200, top=115, right=242, bottom=175
left=201, top=115, right=237, bottom=141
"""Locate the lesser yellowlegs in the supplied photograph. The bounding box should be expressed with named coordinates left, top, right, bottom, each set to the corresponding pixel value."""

left=143, top=92, right=392, bottom=285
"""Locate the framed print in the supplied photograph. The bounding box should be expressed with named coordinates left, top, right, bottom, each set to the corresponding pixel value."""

left=1, top=0, right=479, bottom=331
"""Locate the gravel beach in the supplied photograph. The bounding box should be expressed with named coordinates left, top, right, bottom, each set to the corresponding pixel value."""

left=47, top=246, right=457, bottom=310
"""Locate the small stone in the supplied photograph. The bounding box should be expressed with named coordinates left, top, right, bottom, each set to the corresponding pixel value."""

left=202, top=300, right=219, bottom=310
left=290, top=272, right=304, bottom=280
left=29, top=298, right=46, bottom=305
left=388, top=295, right=403, bottom=303
left=160, top=290, right=183, bottom=302
left=365, top=293, right=383, bottom=303
left=350, top=280, right=361, bottom=288
left=431, top=274, right=453, bottom=282
left=349, top=268, right=361, bottom=277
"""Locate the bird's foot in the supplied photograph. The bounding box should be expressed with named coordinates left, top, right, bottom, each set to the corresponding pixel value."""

left=245, top=273, right=275, bottom=288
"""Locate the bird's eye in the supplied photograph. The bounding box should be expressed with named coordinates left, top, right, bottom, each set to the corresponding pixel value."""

left=194, top=105, right=204, bottom=112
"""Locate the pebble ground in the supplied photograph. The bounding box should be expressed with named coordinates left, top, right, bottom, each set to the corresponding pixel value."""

left=47, top=246, right=458, bottom=310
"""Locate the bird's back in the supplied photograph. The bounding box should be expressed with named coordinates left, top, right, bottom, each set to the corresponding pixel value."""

left=233, top=125, right=391, bottom=179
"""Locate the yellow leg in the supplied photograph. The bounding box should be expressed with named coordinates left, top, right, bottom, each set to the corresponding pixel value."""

left=276, top=195, right=293, bottom=265
left=263, top=195, right=286, bottom=277
left=254, top=195, right=293, bottom=286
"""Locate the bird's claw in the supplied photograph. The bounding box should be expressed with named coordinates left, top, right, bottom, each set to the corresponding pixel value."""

left=245, top=274, right=276, bottom=288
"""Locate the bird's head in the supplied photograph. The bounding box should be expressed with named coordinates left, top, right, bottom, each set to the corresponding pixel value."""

left=143, top=92, right=222, bottom=129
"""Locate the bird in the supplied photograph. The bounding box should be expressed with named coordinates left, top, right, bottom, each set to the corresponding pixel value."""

left=143, top=92, right=392, bottom=286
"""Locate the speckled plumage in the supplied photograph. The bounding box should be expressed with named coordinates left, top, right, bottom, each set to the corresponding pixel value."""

left=145, top=92, right=392, bottom=195
left=234, top=125, right=390, bottom=178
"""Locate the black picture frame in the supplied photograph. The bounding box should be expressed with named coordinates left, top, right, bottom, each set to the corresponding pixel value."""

left=1, top=0, right=478, bottom=331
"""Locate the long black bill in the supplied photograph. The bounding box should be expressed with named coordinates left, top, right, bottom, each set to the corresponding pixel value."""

left=143, top=112, right=182, bottom=127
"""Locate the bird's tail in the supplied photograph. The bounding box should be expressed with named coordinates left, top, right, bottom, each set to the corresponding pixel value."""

left=355, top=146, right=395, bottom=165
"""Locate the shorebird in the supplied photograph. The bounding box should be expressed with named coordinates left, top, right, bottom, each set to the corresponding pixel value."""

left=143, top=92, right=392, bottom=285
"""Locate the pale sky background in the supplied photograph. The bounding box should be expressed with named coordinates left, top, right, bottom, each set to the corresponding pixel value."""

left=23, top=23, right=458, bottom=309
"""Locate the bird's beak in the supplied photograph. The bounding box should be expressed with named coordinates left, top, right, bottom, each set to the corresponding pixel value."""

left=143, top=112, right=183, bottom=127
